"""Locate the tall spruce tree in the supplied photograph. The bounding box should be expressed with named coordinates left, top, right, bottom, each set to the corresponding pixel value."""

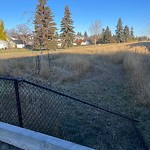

left=60, top=5, right=75, bottom=48
left=103, top=26, right=112, bottom=44
left=55, top=31, right=59, bottom=39
left=84, top=31, right=88, bottom=37
left=34, top=0, right=57, bottom=50
left=101, top=28, right=105, bottom=37
left=77, top=32, right=82, bottom=38
left=99, top=28, right=105, bottom=43
left=115, top=18, right=124, bottom=43
left=0, top=20, right=7, bottom=41
left=130, top=27, right=134, bottom=40
left=84, top=31, right=88, bottom=40
left=124, top=25, right=130, bottom=42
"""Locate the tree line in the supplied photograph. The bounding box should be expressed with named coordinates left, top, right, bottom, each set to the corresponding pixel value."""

left=88, top=18, right=137, bottom=44
left=99, top=18, right=135, bottom=44
left=75, top=18, right=149, bottom=45
left=0, top=0, right=149, bottom=49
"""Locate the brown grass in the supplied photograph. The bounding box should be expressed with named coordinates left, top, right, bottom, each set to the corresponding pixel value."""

left=122, top=52, right=150, bottom=106
left=0, top=43, right=150, bottom=105
left=0, top=44, right=150, bottom=104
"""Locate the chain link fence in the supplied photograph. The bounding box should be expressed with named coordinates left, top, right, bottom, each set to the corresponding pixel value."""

left=0, top=77, right=148, bottom=150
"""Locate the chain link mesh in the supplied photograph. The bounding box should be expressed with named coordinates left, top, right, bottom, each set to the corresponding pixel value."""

left=0, top=78, right=145, bottom=150
left=0, top=80, right=19, bottom=126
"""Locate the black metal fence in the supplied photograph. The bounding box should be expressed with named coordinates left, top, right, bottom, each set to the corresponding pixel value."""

left=0, top=77, right=148, bottom=150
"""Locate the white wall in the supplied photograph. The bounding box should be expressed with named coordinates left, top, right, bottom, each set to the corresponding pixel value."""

left=17, top=44, right=25, bottom=49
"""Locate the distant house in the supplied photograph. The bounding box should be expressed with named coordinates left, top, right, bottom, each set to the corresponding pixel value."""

left=13, top=40, right=25, bottom=48
left=81, top=40, right=91, bottom=46
left=57, top=39, right=62, bottom=48
left=25, top=34, right=34, bottom=49
left=8, top=36, right=32, bottom=49
left=9, top=40, right=16, bottom=48
left=73, top=42, right=77, bottom=46
left=7, top=37, right=24, bottom=49
left=0, top=39, right=8, bottom=49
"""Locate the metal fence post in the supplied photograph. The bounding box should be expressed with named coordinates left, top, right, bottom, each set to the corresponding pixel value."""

left=36, top=55, right=40, bottom=75
left=14, top=79, right=23, bottom=127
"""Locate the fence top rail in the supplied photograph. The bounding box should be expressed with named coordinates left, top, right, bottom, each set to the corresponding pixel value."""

left=0, top=76, right=139, bottom=123
left=0, top=122, right=95, bottom=150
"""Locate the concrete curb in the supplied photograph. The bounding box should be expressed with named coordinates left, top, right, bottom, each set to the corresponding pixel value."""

left=0, top=122, right=95, bottom=150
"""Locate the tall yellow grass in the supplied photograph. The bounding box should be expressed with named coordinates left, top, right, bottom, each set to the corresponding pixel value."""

left=122, top=52, right=150, bottom=106
left=38, top=54, right=91, bottom=83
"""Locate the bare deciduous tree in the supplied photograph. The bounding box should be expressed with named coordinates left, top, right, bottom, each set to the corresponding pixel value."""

left=7, top=24, right=32, bottom=44
left=143, top=17, right=150, bottom=37
left=89, top=20, right=101, bottom=45
left=16, top=24, right=32, bottom=44
left=7, top=28, right=18, bottom=38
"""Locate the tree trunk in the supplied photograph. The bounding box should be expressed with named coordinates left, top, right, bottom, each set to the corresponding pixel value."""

left=95, top=37, right=96, bottom=45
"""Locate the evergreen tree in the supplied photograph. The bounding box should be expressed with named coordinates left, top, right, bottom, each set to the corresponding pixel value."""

left=0, top=20, right=7, bottom=41
left=79, top=32, right=82, bottom=37
left=84, top=31, right=88, bottom=37
left=130, top=27, right=134, bottom=40
left=34, top=0, right=57, bottom=50
left=112, top=35, right=116, bottom=43
left=77, top=32, right=82, bottom=38
left=84, top=31, right=88, bottom=40
left=77, top=32, right=80, bottom=36
left=99, top=28, right=105, bottom=43
left=115, top=18, right=124, bottom=43
left=84, top=31, right=88, bottom=38
left=101, top=28, right=105, bottom=37
left=60, top=5, right=75, bottom=48
left=124, top=25, right=130, bottom=42
left=103, top=26, right=112, bottom=44
left=55, top=31, right=59, bottom=39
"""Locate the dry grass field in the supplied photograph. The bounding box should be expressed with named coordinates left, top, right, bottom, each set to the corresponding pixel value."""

left=0, top=42, right=150, bottom=149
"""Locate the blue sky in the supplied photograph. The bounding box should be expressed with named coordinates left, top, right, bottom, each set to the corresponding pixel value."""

left=0, top=0, right=150, bottom=36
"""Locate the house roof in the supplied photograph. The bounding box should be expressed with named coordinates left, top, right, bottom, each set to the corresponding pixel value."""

left=13, top=40, right=24, bottom=44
